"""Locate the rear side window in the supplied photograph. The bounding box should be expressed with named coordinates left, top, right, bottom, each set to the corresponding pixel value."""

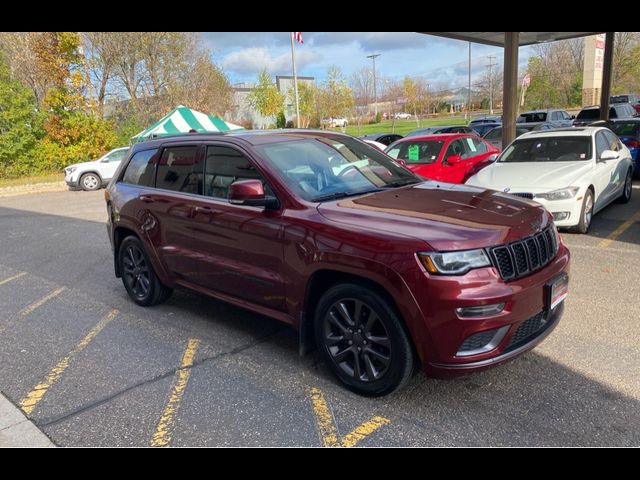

left=577, top=109, right=599, bottom=120
left=121, top=149, right=157, bottom=186
left=156, top=146, right=203, bottom=194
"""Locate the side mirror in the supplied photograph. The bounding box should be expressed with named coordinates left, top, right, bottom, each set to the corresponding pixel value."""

left=600, top=150, right=619, bottom=161
left=101, top=157, right=110, bottom=163
left=571, top=115, right=576, bottom=119
left=487, top=153, right=499, bottom=162
left=446, top=154, right=462, bottom=165
left=228, top=179, right=278, bottom=209
left=396, top=159, right=407, bottom=167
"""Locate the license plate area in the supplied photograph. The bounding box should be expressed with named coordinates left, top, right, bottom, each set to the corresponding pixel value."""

left=546, top=272, right=569, bottom=311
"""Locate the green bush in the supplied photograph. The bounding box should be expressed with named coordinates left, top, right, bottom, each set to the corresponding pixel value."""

left=375, top=111, right=381, bottom=123
left=276, top=110, right=287, bottom=129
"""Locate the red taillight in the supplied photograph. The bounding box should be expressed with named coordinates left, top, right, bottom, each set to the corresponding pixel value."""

left=624, top=140, right=640, bottom=148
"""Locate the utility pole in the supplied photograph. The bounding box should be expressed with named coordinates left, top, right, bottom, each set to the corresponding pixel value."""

left=467, top=42, right=471, bottom=119
left=487, top=55, right=496, bottom=114
left=367, top=53, right=381, bottom=116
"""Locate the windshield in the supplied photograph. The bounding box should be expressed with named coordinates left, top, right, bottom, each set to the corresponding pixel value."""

left=611, top=95, right=629, bottom=104
left=607, top=122, right=640, bottom=137
left=385, top=140, right=444, bottom=164
left=498, top=136, right=592, bottom=163
left=255, top=137, right=421, bottom=202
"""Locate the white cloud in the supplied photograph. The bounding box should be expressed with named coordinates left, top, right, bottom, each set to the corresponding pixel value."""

left=221, top=47, right=322, bottom=76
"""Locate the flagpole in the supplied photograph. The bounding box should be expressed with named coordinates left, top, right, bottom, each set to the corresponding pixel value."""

left=290, top=32, right=301, bottom=128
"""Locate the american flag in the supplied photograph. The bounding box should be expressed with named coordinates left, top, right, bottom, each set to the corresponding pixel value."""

left=293, top=32, right=303, bottom=44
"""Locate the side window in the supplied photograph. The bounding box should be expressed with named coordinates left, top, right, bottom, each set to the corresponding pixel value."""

left=562, top=111, right=571, bottom=120
left=486, top=128, right=501, bottom=140
left=595, top=132, right=610, bottom=158
left=603, top=130, right=621, bottom=151
left=121, top=149, right=157, bottom=186
left=107, top=149, right=128, bottom=162
left=551, top=111, right=560, bottom=121
left=469, top=137, right=489, bottom=155
left=156, top=146, right=203, bottom=194
left=205, top=145, right=265, bottom=200
left=444, top=139, right=465, bottom=164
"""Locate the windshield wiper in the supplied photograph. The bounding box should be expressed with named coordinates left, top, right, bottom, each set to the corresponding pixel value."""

left=381, top=178, right=422, bottom=188
left=312, top=190, right=379, bottom=202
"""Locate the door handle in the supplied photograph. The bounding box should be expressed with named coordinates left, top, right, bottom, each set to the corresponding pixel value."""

left=139, top=195, right=154, bottom=203
left=193, top=206, right=218, bottom=215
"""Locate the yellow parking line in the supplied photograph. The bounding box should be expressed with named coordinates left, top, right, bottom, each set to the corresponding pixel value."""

left=309, top=386, right=390, bottom=447
left=20, top=309, right=118, bottom=415
left=0, top=271, right=26, bottom=286
left=598, top=209, right=640, bottom=248
left=309, top=387, right=340, bottom=447
left=151, top=338, right=200, bottom=447
left=20, top=287, right=66, bottom=316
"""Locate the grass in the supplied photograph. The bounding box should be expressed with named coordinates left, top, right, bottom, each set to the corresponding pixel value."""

left=0, top=173, right=64, bottom=188
left=339, top=117, right=469, bottom=137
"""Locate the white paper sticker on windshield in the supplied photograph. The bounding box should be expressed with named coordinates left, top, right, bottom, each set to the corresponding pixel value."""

left=580, top=153, right=586, bottom=159
left=466, top=138, right=477, bottom=151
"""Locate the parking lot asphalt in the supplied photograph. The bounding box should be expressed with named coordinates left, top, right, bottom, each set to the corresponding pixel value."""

left=0, top=185, right=639, bottom=447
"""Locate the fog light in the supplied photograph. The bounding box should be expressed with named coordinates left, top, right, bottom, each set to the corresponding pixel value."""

left=552, top=212, right=570, bottom=221
left=456, top=303, right=505, bottom=318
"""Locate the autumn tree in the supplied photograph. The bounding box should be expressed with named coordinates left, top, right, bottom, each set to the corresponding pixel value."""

left=247, top=70, right=284, bottom=126
left=287, top=81, right=317, bottom=128
left=316, top=66, right=354, bottom=126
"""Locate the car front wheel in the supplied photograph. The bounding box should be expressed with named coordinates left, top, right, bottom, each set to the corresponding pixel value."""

left=80, top=173, right=101, bottom=191
left=314, top=283, right=414, bottom=396
left=617, top=168, right=633, bottom=204
left=574, top=189, right=594, bottom=234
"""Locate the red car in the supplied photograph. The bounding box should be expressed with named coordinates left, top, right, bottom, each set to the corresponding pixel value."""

left=106, top=131, right=569, bottom=396
left=385, top=133, right=500, bottom=183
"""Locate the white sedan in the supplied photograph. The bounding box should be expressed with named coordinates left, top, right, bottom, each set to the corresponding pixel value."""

left=466, top=127, right=634, bottom=233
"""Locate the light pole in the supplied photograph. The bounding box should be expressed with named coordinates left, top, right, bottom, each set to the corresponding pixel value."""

left=367, top=53, right=381, bottom=116
left=487, top=55, right=496, bottom=115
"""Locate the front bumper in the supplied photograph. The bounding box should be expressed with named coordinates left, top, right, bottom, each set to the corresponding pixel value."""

left=64, top=171, right=80, bottom=188
left=406, top=243, right=570, bottom=378
left=531, top=197, right=583, bottom=228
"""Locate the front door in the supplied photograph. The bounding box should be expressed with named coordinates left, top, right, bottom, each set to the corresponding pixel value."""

left=187, top=144, right=287, bottom=312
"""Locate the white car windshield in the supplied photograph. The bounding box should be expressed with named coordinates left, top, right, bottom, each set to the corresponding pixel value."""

left=256, top=137, right=420, bottom=201
left=498, top=137, right=592, bottom=163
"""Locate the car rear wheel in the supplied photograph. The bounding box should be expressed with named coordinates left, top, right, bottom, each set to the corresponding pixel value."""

left=118, top=236, right=172, bottom=306
left=617, top=169, right=633, bottom=204
left=574, top=189, right=594, bottom=234
left=314, top=283, right=414, bottom=396
left=80, top=173, right=101, bottom=191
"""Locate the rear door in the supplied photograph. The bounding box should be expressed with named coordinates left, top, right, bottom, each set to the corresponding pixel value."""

left=594, top=131, right=618, bottom=208
left=438, top=138, right=469, bottom=183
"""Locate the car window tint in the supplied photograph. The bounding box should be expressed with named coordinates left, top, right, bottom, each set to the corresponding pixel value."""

left=499, top=137, right=592, bottom=162
left=602, top=130, right=622, bottom=151
left=156, top=146, right=203, bottom=194
left=121, top=149, right=157, bottom=186
left=444, top=139, right=465, bottom=164
left=387, top=140, right=444, bottom=164
left=469, top=137, right=488, bottom=155
left=107, top=149, right=128, bottom=162
left=608, top=122, right=640, bottom=137
left=205, top=146, right=264, bottom=200
left=485, top=128, right=501, bottom=140
left=577, top=109, right=599, bottom=119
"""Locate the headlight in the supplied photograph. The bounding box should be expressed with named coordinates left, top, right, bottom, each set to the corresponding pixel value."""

left=65, top=166, right=77, bottom=174
left=535, top=187, right=579, bottom=201
left=418, top=249, right=491, bottom=275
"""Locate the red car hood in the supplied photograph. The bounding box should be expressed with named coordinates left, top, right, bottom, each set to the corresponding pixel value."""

left=316, top=181, right=551, bottom=251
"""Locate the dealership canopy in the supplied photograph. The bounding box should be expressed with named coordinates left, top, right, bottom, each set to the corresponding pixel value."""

left=132, top=105, right=243, bottom=142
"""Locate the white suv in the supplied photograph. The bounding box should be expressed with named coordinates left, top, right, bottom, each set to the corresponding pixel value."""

left=64, top=147, right=130, bottom=191
left=394, top=112, right=412, bottom=119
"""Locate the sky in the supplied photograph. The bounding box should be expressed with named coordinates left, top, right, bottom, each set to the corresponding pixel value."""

left=203, top=32, right=535, bottom=91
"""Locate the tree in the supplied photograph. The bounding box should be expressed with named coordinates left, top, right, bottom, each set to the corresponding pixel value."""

left=247, top=70, right=284, bottom=126
left=350, top=67, right=373, bottom=112
left=523, top=57, right=560, bottom=109
left=316, top=66, right=354, bottom=125
left=82, top=32, right=119, bottom=117
left=287, top=81, right=317, bottom=128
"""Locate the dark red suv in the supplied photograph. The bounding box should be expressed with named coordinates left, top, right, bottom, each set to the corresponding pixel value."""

left=106, top=131, right=570, bottom=396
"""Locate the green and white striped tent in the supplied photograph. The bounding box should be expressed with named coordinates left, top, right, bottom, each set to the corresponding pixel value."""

left=132, top=105, right=243, bottom=142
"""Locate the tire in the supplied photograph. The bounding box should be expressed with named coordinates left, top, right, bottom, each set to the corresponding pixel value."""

left=617, top=168, right=633, bottom=204
left=118, top=236, right=172, bottom=306
left=574, top=188, right=594, bottom=234
left=80, top=172, right=101, bottom=191
left=314, top=283, right=414, bottom=396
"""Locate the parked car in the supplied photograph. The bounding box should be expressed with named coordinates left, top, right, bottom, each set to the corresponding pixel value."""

left=591, top=119, right=640, bottom=176
left=394, top=112, right=412, bottom=119
left=611, top=94, right=640, bottom=114
left=321, top=117, right=349, bottom=128
left=385, top=133, right=500, bottom=183
left=359, top=133, right=403, bottom=146
left=517, top=109, right=573, bottom=128
left=362, top=139, right=387, bottom=151
left=483, top=122, right=555, bottom=150
left=466, top=127, right=633, bottom=233
left=64, top=147, right=130, bottom=191
left=469, top=115, right=502, bottom=127
left=470, top=122, right=502, bottom=138
left=406, top=125, right=477, bottom=137
left=106, top=130, right=569, bottom=395
left=573, top=103, right=637, bottom=126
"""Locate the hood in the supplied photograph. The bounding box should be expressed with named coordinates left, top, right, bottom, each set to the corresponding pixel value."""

left=467, top=161, right=592, bottom=192
left=66, top=159, right=100, bottom=170
left=316, top=181, right=550, bottom=251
